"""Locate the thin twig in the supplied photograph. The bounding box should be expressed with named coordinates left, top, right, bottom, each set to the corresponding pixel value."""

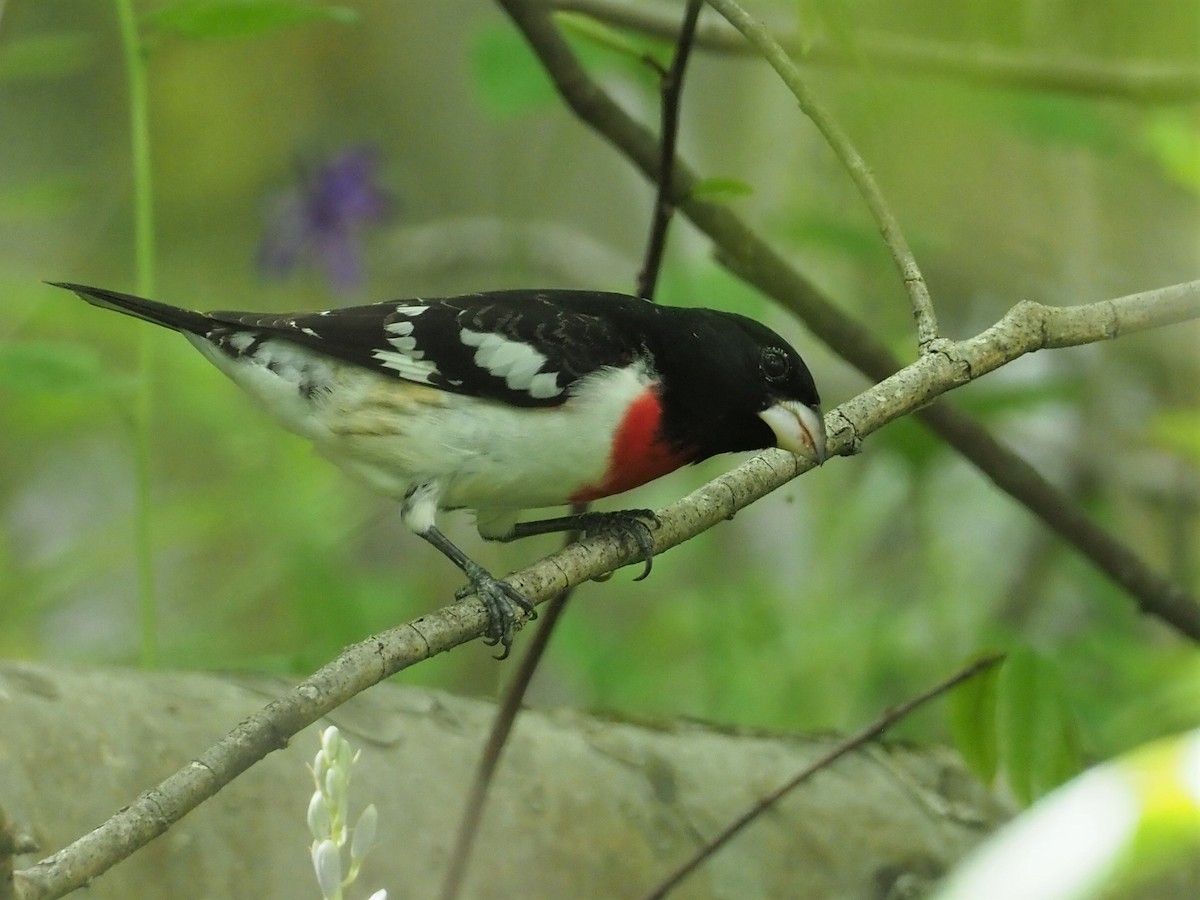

left=703, top=0, right=939, bottom=349
left=437, top=555, right=578, bottom=900
left=636, top=0, right=704, bottom=300
left=438, top=7, right=705, bottom=895
left=553, top=0, right=1200, bottom=104
left=641, top=654, right=1006, bottom=899
left=113, top=0, right=161, bottom=670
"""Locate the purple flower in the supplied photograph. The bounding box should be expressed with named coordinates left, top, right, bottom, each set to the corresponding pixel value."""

left=258, top=147, right=392, bottom=292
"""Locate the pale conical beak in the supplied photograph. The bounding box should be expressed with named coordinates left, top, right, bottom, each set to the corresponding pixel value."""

left=759, top=401, right=827, bottom=465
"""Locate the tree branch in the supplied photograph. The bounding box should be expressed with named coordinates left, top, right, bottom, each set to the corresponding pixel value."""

left=551, top=0, right=1200, bottom=104
left=635, top=0, right=703, bottom=300
left=834, top=284, right=1200, bottom=438
left=642, top=653, right=1005, bottom=899
left=14, top=280, right=1200, bottom=900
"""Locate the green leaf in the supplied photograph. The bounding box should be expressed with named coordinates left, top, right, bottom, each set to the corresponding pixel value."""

left=470, top=25, right=558, bottom=118
left=998, top=649, right=1085, bottom=805
left=471, top=16, right=668, bottom=120
left=690, top=177, right=755, bottom=204
left=0, top=342, right=130, bottom=395
left=0, top=32, right=96, bottom=82
left=143, top=0, right=358, bottom=42
left=999, top=649, right=1039, bottom=805
left=948, top=654, right=1003, bottom=784
left=554, top=11, right=667, bottom=71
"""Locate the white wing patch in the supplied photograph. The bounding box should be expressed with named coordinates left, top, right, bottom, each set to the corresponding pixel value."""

left=371, top=348, right=441, bottom=384
left=227, top=331, right=257, bottom=353
left=527, top=372, right=562, bottom=398
left=459, top=328, right=562, bottom=399
left=374, top=317, right=441, bottom=383
left=384, top=320, right=421, bottom=355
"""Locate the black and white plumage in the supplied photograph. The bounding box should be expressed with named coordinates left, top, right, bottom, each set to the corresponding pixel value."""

left=52, top=283, right=826, bottom=656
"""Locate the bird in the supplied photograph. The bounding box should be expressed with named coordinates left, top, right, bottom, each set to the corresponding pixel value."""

left=51, top=283, right=826, bottom=657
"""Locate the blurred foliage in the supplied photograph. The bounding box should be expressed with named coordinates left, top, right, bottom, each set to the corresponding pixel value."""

left=0, top=0, right=1197, bottom=818
left=143, top=0, right=358, bottom=43
left=936, top=729, right=1200, bottom=900
left=0, top=30, right=96, bottom=81
left=948, top=652, right=1002, bottom=783
left=471, top=18, right=670, bottom=118
left=1144, top=111, right=1200, bottom=191
left=470, top=23, right=562, bottom=118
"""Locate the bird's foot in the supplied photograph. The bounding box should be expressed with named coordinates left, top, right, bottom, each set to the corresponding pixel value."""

left=501, top=507, right=661, bottom=582
left=576, top=509, right=660, bottom=581
left=455, top=565, right=537, bottom=660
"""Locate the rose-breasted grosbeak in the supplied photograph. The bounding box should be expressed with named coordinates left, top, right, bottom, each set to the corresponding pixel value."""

left=52, top=283, right=825, bottom=656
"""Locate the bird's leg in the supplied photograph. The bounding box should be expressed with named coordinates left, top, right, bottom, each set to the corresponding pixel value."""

left=498, top=510, right=661, bottom=581
left=417, top=525, right=536, bottom=659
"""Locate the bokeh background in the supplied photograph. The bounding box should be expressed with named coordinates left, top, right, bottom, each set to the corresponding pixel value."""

left=1, top=0, right=1197, bottom=800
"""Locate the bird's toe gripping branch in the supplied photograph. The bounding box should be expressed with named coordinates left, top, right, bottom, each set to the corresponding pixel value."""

left=584, top=509, right=660, bottom=581
left=454, top=564, right=537, bottom=660
left=509, top=508, right=661, bottom=581
left=418, top=522, right=537, bottom=659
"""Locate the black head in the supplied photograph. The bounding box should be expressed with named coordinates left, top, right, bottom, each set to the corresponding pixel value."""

left=646, top=307, right=826, bottom=464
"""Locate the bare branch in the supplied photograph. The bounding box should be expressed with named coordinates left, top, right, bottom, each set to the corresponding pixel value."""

left=703, top=0, right=939, bottom=348
left=636, top=0, right=703, bottom=300
left=641, top=654, right=1005, bottom=899
left=835, top=283, right=1200, bottom=439
left=553, top=0, right=1200, bottom=104
left=437, top=578, right=575, bottom=900
left=14, top=281, right=1199, bottom=900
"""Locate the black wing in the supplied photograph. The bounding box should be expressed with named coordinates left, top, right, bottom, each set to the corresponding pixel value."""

left=210, top=290, right=654, bottom=408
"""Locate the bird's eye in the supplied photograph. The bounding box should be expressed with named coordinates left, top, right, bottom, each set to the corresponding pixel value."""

left=761, top=347, right=790, bottom=382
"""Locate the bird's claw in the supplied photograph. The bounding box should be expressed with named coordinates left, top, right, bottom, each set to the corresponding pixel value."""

left=456, top=572, right=537, bottom=660
left=584, top=509, right=660, bottom=582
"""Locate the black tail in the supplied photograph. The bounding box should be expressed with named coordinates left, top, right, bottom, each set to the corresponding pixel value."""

left=49, top=282, right=214, bottom=337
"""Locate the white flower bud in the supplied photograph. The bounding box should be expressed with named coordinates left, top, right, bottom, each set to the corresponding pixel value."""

left=312, top=838, right=342, bottom=900
left=321, top=725, right=342, bottom=757
left=307, top=791, right=332, bottom=841
left=334, top=736, right=355, bottom=773
left=326, top=764, right=349, bottom=811
left=351, top=803, right=379, bottom=862
left=312, top=749, right=330, bottom=788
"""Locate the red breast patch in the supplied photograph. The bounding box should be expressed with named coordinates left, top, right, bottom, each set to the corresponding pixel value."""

left=570, top=388, right=689, bottom=502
